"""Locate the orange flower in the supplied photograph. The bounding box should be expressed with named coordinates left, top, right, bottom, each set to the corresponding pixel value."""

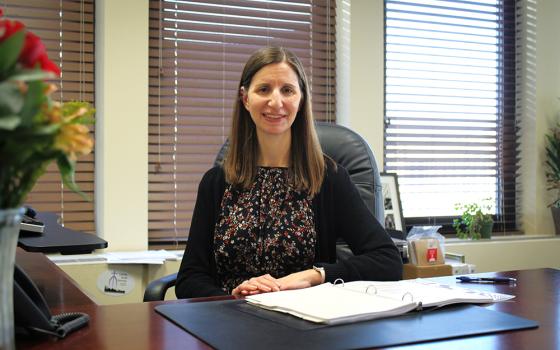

left=52, top=100, right=94, bottom=160
left=43, top=101, right=62, bottom=124
left=44, top=83, right=57, bottom=96
left=55, top=123, right=93, bottom=161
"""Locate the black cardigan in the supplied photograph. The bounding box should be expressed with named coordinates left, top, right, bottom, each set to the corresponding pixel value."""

left=175, top=164, right=403, bottom=298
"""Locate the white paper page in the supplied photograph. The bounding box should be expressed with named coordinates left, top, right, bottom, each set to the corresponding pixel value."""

left=343, top=280, right=514, bottom=308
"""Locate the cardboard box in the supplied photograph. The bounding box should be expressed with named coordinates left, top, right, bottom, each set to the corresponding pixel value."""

left=403, top=263, right=453, bottom=279
left=409, top=238, right=444, bottom=266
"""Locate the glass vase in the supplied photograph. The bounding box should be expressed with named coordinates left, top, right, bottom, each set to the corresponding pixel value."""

left=0, top=207, right=24, bottom=350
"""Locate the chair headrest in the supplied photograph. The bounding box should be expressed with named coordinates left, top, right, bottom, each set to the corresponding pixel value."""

left=315, top=122, right=382, bottom=222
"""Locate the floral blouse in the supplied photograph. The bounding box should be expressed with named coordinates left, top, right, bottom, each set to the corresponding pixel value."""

left=213, top=167, right=316, bottom=293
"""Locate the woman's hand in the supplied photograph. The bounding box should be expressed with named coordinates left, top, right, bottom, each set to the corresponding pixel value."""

left=277, top=269, right=324, bottom=291
left=231, top=274, right=281, bottom=297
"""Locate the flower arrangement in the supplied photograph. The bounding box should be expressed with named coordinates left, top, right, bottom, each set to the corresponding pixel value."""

left=0, top=9, right=94, bottom=209
left=452, top=199, right=494, bottom=240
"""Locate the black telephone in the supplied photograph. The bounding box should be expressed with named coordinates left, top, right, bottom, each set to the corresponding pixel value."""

left=19, top=206, right=45, bottom=235
left=14, top=265, right=90, bottom=338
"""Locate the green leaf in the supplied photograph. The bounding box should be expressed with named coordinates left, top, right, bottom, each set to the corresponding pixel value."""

left=57, top=155, right=91, bottom=201
left=0, top=81, right=25, bottom=115
left=66, top=116, right=95, bottom=126
left=0, top=115, right=21, bottom=130
left=9, top=68, right=53, bottom=82
left=33, top=123, right=60, bottom=135
left=0, top=30, right=25, bottom=74
left=19, top=80, right=47, bottom=126
left=62, top=101, right=96, bottom=121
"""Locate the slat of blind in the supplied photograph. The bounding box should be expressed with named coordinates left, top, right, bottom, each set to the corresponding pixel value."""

left=5, top=12, right=93, bottom=23
left=384, top=0, right=517, bottom=229
left=148, top=0, right=335, bottom=247
left=2, top=0, right=95, bottom=233
left=7, top=1, right=93, bottom=11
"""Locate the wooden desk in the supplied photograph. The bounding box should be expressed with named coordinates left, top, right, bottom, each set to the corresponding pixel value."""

left=16, top=249, right=560, bottom=350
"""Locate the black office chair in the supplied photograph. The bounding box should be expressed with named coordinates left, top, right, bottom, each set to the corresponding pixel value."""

left=143, top=122, right=384, bottom=301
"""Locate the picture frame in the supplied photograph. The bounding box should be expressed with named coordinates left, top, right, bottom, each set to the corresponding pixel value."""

left=380, top=172, right=405, bottom=232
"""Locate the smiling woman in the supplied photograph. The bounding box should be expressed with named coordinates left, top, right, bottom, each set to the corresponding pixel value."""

left=241, top=62, right=302, bottom=141
left=225, top=47, right=324, bottom=197
left=174, top=47, right=403, bottom=299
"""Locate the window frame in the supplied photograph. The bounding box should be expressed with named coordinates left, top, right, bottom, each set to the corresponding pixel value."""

left=382, top=0, right=517, bottom=234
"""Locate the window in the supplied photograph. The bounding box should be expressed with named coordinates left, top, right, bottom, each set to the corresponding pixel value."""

left=383, top=0, right=516, bottom=231
left=148, top=0, right=336, bottom=248
left=3, top=1, right=96, bottom=232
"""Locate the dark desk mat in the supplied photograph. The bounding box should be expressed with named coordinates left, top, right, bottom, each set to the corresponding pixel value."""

left=155, top=300, right=538, bottom=350
left=232, top=302, right=328, bottom=331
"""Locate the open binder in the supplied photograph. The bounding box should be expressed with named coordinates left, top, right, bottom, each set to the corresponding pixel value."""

left=245, top=279, right=515, bottom=325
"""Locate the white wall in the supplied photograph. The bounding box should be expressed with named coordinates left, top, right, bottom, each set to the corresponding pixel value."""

left=534, top=0, right=560, bottom=234
left=447, top=237, right=560, bottom=273
left=335, top=0, right=351, bottom=127
left=347, top=0, right=385, bottom=162
left=95, top=0, right=149, bottom=250
left=57, top=258, right=181, bottom=304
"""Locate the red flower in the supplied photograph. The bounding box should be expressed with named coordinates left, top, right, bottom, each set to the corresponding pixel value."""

left=0, top=16, right=60, bottom=76
left=19, top=32, right=43, bottom=66
left=38, top=53, right=61, bottom=76
left=0, top=18, right=24, bottom=41
left=19, top=31, right=60, bottom=76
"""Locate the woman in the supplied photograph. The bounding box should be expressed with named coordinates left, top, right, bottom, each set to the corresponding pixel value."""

left=175, top=47, right=402, bottom=298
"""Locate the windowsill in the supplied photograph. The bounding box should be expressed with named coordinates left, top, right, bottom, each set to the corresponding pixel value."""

left=446, top=233, right=560, bottom=244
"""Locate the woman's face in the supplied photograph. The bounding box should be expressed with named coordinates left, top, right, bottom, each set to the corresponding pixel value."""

left=242, top=62, right=302, bottom=138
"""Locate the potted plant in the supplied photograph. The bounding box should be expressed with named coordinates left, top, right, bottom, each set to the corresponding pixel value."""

left=544, top=120, right=560, bottom=235
left=453, top=200, right=494, bottom=240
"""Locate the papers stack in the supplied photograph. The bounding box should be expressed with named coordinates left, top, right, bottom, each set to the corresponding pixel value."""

left=103, top=250, right=180, bottom=264
left=48, top=250, right=182, bottom=265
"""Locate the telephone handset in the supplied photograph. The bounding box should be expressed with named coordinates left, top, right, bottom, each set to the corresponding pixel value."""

left=14, top=265, right=90, bottom=338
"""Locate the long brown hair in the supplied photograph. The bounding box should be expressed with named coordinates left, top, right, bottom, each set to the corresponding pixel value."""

left=223, top=46, right=326, bottom=196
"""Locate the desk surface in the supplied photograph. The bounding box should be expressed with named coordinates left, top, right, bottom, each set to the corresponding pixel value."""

left=16, top=250, right=560, bottom=350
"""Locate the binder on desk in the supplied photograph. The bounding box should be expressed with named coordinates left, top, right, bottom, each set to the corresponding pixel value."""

left=245, top=279, right=515, bottom=325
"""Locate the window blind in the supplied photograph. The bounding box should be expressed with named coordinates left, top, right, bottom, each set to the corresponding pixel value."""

left=2, top=0, right=95, bottom=232
left=148, top=0, right=336, bottom=248
left=384, top=0, right=517, bottom=230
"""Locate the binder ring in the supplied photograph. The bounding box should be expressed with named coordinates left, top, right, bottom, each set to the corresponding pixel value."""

left=333, top=278, right=345, bottom=287
left=402, top=291, right=414, bottom=302
left=365, top=285, right=377, bottom=295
